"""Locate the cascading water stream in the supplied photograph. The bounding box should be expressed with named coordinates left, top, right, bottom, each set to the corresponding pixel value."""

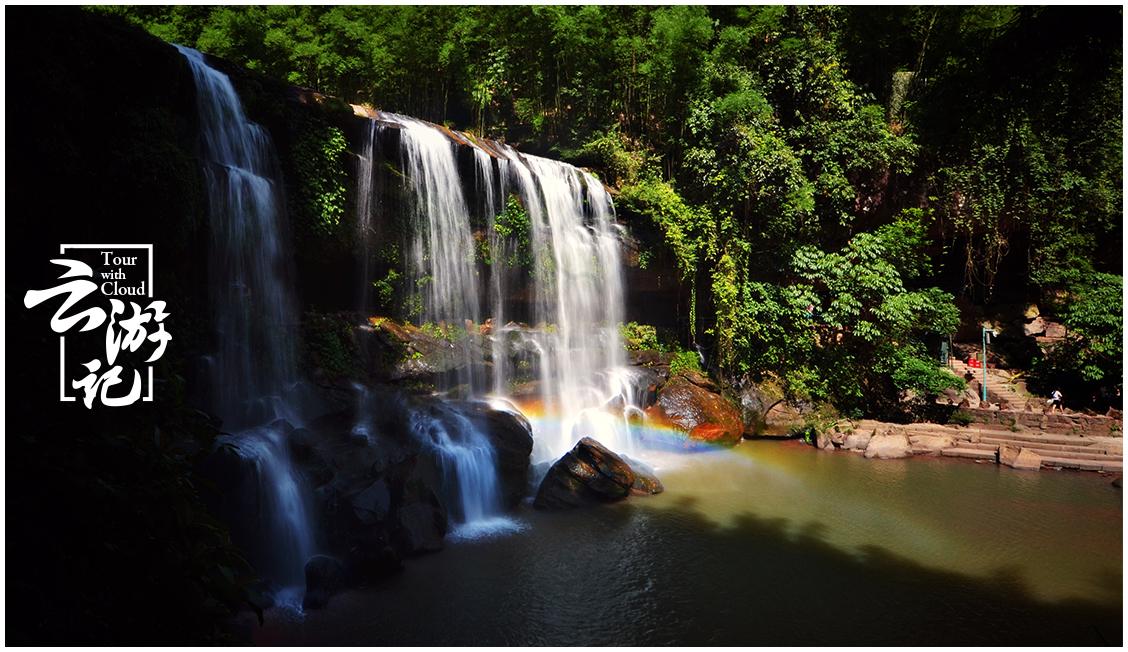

left=355, top=119, right=378, bottom=314
left=178, top=45, right=315, bottom=597
left=384, top=114, right=482, bottom=333
left=362, top=114, right=510, bottom=535
left=408, top=403, right=519, bottom=539
left=356, top=114, right=651, bottom=532
left=488, top=143, right=642, bottom=463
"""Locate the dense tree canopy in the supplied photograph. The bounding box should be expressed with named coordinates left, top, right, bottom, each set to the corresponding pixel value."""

left=105, top=5, right=1122, bottom=413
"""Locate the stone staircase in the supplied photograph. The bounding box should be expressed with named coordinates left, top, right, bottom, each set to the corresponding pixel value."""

left=855, top=419, right=1123, bottom=473
left=948, top=359, right=1033, bottom=407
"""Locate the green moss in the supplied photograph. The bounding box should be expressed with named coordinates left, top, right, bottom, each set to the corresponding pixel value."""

left=420, top=321, right=469, bottom=343
left=947, top=410, right=974, bottom=427
left=303, top=312, right=359, bottom=379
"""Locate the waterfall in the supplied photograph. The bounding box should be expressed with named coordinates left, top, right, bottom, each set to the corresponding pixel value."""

left=408, top=403, right=518, bottom=539
left=216, top=427, right=315, bottom=589
left=385, top=115, right=481, bottom=328
left=355, top=113, right=643, bottom=526
left=355, top=119, right=378, bottom=314
left=359, top=114, right=508, bottom=533
left=178, top=45, right=315, bottom=596
left=474, top=148, right=509, bottom=396
left=488, top=144, right=639, bottom=463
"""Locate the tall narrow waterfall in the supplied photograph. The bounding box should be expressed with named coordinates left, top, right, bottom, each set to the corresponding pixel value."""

left=387, top=115, right=482, bottom=330
left=179, top=46, right=315, bottom=593
left=355, top=119, right=378, bottom=314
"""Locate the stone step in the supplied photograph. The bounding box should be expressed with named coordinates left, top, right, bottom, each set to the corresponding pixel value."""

left=1006, top=446, right=1118, bottom=463
left=979, top=436, right=1108, bottom=455
left=941, top=447, right=998, bottom=461
left=960, top=441, right=1000, bottom=452
left=1038, top=456, right=1123, bottom=472
left=977, top=431, right=1103, bottom=447
left=866, top=420, right=1115, bottom=444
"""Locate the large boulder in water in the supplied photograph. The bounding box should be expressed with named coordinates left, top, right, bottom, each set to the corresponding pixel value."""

left=864, top=428, right=913, bottom=459
left=534, top=437, right=661, bottom=510
left=295, top=400, right=445, bottom=570
left=392, top=453, right=448, bottom=553
left=649, top=374, right=744, bottom=446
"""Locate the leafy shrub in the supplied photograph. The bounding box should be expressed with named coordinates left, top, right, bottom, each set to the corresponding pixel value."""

left=620, top=321, right=660, bottom=351
left=669, top=349, right=702, bottom=376
left=947, top=411, right=974, bottom=427
left=291, top=115, right=347, bottom=237
left=492, top=194, right=532, bottom=268
left=371, top=268, right=401, bottom=309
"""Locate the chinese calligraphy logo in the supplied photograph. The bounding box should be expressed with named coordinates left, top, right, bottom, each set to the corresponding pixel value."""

left=23, top=245, right=171, bottom=408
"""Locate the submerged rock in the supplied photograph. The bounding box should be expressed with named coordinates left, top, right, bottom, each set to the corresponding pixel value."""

left=650, top=375, right=744, bottom=446
left=631, top=470, right=664, bottom=496
left=303, top=555, right=346, bottom=610
left=534, top=437, right=658, bottom=509
left=394, top=501, right=447, bottom=552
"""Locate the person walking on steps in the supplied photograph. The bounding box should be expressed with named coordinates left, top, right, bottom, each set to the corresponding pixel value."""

left=1049, top=389, right=1064, bottom=413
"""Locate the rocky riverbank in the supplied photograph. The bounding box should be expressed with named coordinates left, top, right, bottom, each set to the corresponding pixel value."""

left=809, top=417, right=1123, bottom=475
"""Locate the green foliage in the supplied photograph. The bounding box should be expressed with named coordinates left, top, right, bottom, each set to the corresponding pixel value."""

left=492, top=194, right=532, bottom=268
left=618, top=177, right=714, bottom=282
left=668, top=349, right=702, bottom=376
left=303, top=312, right=359, bottom=379
left=420, top=320, right=469, bottom=343
left=110, top=5, right=1122, bottom=410
left=291, top=115, right=348, bottom=236
left=1057, top=273, right=1123, bottom=383
left=371, top=268, right=400, bottom=309
left=1031, top=273, right=1123, bottom=406
left=578, top=130, right=654, bottom=187
left=620, top=321, right=660, bottom=352
left=888, top=348, right=967, bottom=396
left=723, top=209, right=963, bottom=415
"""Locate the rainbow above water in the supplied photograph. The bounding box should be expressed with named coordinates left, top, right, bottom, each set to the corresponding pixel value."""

left=487, top=395, right=728, bottom=463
